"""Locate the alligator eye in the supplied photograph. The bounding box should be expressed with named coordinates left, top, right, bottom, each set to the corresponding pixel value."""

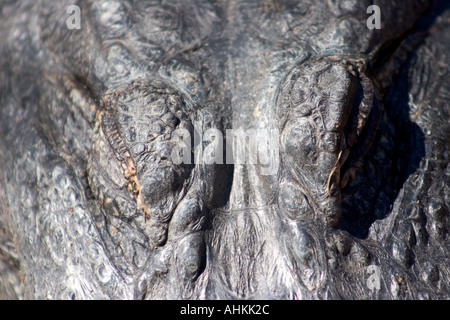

left=95, top=80, right=195, bottom=229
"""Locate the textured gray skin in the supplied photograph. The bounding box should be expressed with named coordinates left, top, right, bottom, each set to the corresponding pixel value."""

left=0, top=0, right=449, bottom=299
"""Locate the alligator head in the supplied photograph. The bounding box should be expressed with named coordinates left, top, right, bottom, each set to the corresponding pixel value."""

left=0, top=0, right=449, bottom=300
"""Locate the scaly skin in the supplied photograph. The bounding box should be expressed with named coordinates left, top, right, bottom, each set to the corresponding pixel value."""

left=0, top=0, right=448, bottom=299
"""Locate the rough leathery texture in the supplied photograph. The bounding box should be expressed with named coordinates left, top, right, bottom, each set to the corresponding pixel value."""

left=89, top=80, right=196, bottom=246
left=277, top=57, right=380, bottom=227
left=0, top=0, right=449, bottom=300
